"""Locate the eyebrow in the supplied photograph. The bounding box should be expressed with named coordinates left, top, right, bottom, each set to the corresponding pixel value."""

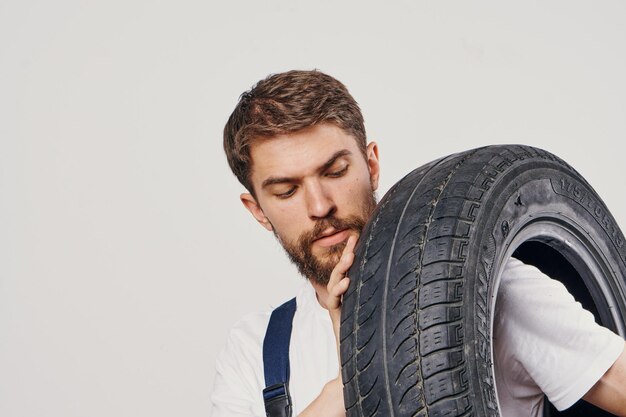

left=261, top=149, right=353, bottom=189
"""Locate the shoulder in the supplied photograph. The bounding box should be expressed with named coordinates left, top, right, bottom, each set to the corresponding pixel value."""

left=498, top=257, right=575, bottom=316
left=219, top=290, right=305, bottom=363
left=501, top=256, right=562, bottom=289
left=494, top=256, right=586, bottom=350
left=226, top=311, right=271, bottom=350
left=214, top=310, right=270, bottom=384
left=211, top=310, right=272, bottom=417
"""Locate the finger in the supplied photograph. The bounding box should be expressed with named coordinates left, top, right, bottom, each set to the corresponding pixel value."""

left=328, top=276, right=352, bottom=310
left=330, top=277, right=350, bottom=298
left=342, top=234, right=358, bottom=263
left=345, top=233, right=358, bottom=252
left=327, top=236, right=358, bottom=288
left=336, top=250, right=355, bottom=276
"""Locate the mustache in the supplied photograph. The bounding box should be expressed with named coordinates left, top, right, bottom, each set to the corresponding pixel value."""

left=298, top=215, right=367, bottom=249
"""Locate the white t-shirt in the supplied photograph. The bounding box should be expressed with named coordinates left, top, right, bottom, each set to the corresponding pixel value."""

left=210, top=280, right=337, bottom=417
left=493, top=257, right=624, bottom=416
left=210, top=257, right=624, bottom=417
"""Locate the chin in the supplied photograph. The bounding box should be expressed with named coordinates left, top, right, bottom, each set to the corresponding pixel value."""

left=317, top=252, right=343, bottom=275
left=315, top=247, right=343, bottom=264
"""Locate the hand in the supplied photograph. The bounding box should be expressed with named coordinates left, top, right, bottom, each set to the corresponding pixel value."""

left=298, top=376, right=346, bottom=417
left=326, top=234, right=358, bottom=361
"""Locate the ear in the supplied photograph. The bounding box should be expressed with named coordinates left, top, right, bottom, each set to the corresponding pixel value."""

left=240, top=193, right=273, bottom=231
left=366, top=142, right=380, bottom=191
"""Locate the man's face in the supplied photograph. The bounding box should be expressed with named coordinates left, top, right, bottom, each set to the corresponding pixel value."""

left=240, top=123, right=380, bottom=286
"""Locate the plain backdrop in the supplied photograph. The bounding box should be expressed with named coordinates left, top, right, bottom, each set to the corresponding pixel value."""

left=1, top=1, right=625, bottom=416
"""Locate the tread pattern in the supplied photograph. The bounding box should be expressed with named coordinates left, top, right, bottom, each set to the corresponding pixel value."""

left=340, top=145, right=595, bottom=417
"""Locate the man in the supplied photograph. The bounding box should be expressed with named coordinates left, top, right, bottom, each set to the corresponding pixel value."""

left=212, top=70, right=626, bottom=416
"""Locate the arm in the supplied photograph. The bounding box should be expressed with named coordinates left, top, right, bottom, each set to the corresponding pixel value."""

left=297, top=235, right=357, bottom=417
left=583, top=342, right=626, bottom=416
left=297, top=377, right=346, bottom=417
left=496, top=258, right=626, bottom=412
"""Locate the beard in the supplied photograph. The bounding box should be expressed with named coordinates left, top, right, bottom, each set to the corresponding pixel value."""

left=275, top=190, right=377, bottom=286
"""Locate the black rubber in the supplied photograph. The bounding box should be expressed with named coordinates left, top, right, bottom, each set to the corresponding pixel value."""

left=340, top=145, right=626, bottom=417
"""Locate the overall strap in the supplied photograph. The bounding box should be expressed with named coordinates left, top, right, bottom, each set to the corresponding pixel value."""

left=262, top=297, right=297, bottom=417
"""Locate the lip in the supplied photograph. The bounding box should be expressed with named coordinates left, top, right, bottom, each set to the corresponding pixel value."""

left=313, top=228, right=350, bottom=248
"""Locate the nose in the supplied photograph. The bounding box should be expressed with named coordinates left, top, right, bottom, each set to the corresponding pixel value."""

left=305, top=180, right=336, bottom=220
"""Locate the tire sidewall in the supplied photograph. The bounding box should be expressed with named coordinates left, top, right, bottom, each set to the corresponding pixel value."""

left=464, top=160, right=626, bottom=415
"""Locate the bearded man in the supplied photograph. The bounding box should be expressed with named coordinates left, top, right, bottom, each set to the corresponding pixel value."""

left=211, top=70, right=626, bottom=417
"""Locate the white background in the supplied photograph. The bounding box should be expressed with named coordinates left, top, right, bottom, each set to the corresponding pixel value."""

left=1, top=1, right=625, bottom=416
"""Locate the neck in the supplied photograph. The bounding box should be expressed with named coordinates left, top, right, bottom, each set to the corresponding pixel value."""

left=309, top=279, right=330, bottom=310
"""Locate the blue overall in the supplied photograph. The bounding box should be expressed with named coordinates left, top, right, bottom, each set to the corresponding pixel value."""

left=262, top=297, right=297, bottom=417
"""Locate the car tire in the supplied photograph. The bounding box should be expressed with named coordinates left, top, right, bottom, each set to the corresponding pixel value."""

left=340, top=145, right=626, bottom=417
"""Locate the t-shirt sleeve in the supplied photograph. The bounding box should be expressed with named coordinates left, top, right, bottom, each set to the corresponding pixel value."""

left=497, top=257, right=625, bottom=411
left=210, top=313, right=269, bottom=417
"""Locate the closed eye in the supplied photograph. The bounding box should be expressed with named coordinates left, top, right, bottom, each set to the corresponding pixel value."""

left=276, top=186, right=297, bottom=199
left=326, top=165, right=349, bottom=178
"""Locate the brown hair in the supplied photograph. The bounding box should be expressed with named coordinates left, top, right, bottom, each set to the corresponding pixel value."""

left=223, top=70, right=367, bottom=193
